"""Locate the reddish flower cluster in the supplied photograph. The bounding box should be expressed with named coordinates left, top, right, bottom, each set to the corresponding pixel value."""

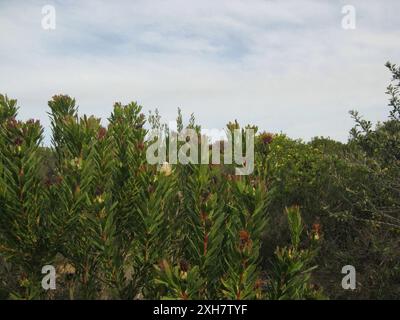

left=6, top=118, right=18, bottom=130
left=179, top=259, right=189, bottom=272
left=311, top=223, right=321, bottom=241
left=259, top=132, right=274, bottom=145
left=14, top=137, right=23, bottom=146
left=203, top=233, right=209, bottom=256
left=239, top=230, right=250, bottom=243
left=26, top=119, right=40, bottom=126
left=239, top=230, right=252, bottom=250
left=136, top=141, right=145, bottom=151
left=139, top=164, right=147, bottom=173
left=158, top=259, right=168, bottom=272
left=44, top=175, right=63, bottom=188
left=200, top=211, right=208, bottom=224
left=97, top=127, right=107, bottom=140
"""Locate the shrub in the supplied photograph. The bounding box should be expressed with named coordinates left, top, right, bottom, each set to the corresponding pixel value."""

left=0, top=94, right=319, bottom=299
left=1, top=62, right=399, bottom=299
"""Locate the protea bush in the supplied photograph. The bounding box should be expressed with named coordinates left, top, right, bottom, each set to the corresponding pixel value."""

left=0, top=93, right=321, bottom=300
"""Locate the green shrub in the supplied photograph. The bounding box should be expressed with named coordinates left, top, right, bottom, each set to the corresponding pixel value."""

left=1, top=62, right=399, bottom=299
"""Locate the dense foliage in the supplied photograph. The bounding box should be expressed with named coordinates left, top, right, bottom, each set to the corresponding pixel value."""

left=0, top=62, right=399, bottom=299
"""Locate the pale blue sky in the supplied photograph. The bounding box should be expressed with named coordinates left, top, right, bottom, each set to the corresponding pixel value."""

left=1, top=0, right=400, bottom=142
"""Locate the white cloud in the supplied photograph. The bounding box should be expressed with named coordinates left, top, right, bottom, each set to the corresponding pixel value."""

left=0, top=0, right=399, bottom=143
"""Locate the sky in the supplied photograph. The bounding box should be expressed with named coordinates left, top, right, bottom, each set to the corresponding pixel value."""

left=1, top=0, right=400, bottom=143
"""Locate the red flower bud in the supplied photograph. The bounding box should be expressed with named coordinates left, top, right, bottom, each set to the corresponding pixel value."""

left=97, top=127, right=107, bottom=140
